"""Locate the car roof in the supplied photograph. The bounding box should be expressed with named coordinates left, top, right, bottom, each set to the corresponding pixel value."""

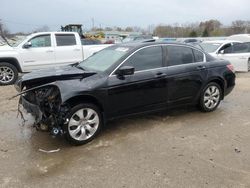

left=202, top=40, right=241, bottom=44
left=115, top=41, right=200, bottom=49
left=30, top=31, right=77, bottom=36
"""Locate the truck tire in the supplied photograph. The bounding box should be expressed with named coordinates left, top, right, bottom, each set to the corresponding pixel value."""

left=0, top=62, right=18, bottom=85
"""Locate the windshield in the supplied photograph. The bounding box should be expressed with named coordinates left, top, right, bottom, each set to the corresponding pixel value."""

left=78, top=46, right=130, bottom=72
left=200, top=43, right=222, bottom=53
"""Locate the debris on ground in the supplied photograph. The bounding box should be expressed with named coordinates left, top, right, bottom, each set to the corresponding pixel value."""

left=234, top=148, right=241, bottom=153
left=0, top=149, right=8, bottom=152
left=38, top=148, right=60, bottom=153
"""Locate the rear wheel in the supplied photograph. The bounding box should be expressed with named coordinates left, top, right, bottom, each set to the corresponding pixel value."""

left=65, top=103, right=102, bottom=145
left=199, top=82, right=222, bottom=112
left=0, top=62, right=18, bottom=85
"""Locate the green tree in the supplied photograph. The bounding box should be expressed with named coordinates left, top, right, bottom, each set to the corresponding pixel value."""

left=189, top=30, right=197, bottom=37
left=202, top=28, right=209, bottom=37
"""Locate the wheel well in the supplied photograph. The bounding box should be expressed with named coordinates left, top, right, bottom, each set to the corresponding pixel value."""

left=65, top=95, right=104, bottom=112
left=0, top=58, right=22, bottom=72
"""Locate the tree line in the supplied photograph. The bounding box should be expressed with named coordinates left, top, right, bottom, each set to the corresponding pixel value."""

left=1, top=19, right=250, bottom=38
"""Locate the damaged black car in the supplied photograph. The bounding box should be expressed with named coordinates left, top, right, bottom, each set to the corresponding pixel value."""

left=15, top=42, right=235, bottom=145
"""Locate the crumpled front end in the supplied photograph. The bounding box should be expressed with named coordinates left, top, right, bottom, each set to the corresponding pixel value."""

left=18, top=85, right=70, bottom=135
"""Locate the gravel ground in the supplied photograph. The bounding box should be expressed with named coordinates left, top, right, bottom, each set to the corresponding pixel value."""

left=0, top=73, right=250, bottom=188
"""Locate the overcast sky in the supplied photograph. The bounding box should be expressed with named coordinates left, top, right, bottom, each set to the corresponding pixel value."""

left=1, top=0, right=249, bottom=33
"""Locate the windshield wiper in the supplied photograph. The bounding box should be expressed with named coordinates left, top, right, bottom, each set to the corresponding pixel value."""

left=75, top=64, right=85, bottom=71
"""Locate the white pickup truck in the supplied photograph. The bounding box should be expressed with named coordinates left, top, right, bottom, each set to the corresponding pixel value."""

left=0, top=32, right=110, bottom=85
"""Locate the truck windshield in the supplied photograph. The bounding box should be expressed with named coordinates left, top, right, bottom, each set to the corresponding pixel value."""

left=78, top=46, right=130, bottom=72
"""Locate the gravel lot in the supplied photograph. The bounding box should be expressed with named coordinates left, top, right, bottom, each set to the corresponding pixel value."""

left=0, top=73, right=250, bottom=188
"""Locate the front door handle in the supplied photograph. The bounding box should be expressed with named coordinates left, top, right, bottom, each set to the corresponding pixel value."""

left=155, top=72, right=167, bottom=78
left=196, top=65, right=206, bottom=70
left=46, top=50, right=54, bottom=53
left=73, top=49, right=81, bottom=51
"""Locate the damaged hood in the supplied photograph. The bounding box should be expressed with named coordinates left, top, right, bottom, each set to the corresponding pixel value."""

left=19, top=65, right=96, bottom=86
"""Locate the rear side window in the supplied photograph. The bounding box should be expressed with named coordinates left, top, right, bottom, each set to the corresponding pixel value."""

left=123, top=46, right=163, bottom=71
left=166, top=46, right=194, bottom=66
left=233, top=43, right=250, bottom=53
left=56, top=34, right=76, bottom=46
left=193, top=49, right=204, bottom=62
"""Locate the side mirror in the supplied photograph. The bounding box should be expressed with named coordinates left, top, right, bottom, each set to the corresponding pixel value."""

left=116, top=66, right=135, bottom=77
left=23, top=42, right=32, bottom=49
left=218, top=50, right=225, bottom=54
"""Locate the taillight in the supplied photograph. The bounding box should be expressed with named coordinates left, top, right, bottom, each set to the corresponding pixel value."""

left=227, top=64, right=235, bottom=73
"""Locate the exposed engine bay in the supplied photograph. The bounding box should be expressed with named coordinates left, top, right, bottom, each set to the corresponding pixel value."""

left=19, top=85, right=70, bottom=136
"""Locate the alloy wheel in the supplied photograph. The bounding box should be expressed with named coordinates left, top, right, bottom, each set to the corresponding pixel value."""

left=68, top=108, right=100, bottom=141
left=0, top=66, right=15, bottom=84
left=203, top=85, right=220, bottom=110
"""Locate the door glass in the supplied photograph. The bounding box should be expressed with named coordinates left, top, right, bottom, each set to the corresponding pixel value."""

left=29, top=35, right=51, bottom=48
left=167, top=46, right=194, bottom=66
left=219, top=44, right=232, bottom=54
left=55, top=34, right=76, bottom=46
left=193, top=49, right=204, bottom=62
left=123, top=46, right=163, bottom=71
left=233, top=43, right=249, bottom=53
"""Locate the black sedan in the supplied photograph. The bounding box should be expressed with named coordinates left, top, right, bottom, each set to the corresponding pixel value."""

left=15, top=42, right=235, bottom=145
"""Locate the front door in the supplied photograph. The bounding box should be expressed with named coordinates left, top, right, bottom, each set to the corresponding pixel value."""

left=218, top=43, right=250, bottom=72
left=19, top=34, right=55, bottom=72
left=106, top=46, right=168, bottom=118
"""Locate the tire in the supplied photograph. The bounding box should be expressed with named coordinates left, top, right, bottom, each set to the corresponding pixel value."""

left=199, top=82, right=222, bottom=112
left=0, top=62, right=18, bottom=86
left=64, top=103, right=102, bottom=145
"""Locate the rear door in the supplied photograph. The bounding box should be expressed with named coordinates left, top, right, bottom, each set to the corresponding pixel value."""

left=106, top=45, right=168, bottom=117
left=19, top=34, right=55, bottom=71
left=54, top=33, right=82, bottom=66
left=165, top=45, right=208, bottom=106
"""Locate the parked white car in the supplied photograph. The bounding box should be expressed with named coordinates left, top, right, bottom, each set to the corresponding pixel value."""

left=200, top=40, right=250, bottom=72
left=227, top=34, right=250, bottom=42
left=0, top=32, right=110, bottom=85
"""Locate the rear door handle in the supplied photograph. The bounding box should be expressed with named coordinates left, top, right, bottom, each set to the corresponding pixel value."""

left=155, top=72, right=167, bottom=78
left=196, top=65, right=206, bottom=70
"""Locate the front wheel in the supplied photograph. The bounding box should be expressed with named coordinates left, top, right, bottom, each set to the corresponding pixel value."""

left=199, top=82, right=222, bottom=112
left=65, top=103, right=102, bottom=145
left=0, top=62, right=18, bottom=85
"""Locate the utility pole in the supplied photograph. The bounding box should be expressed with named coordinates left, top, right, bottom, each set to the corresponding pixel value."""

left=91, top=18, right=95, bottom=30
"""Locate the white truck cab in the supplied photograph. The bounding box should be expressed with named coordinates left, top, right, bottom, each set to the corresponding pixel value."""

left=0, top=32, right=110, bottom=85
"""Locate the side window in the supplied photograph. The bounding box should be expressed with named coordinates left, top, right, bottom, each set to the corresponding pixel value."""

left=167, top=46, right=194, bottom=66
left=123, top=46, right=163, bottom=71
left=219, top=43, right=232, bottom=54
left=55, top=34, right=76, bottom=46
left=232, top=43, right=249, bottom=53
left=28, top=35, right=51, bottom=48
left=193, top=49, right=204, bottom=62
